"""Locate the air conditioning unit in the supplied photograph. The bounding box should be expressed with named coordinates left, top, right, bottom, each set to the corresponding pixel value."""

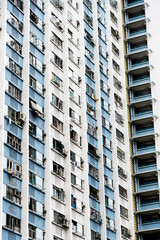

left=42, top=44, right=45, bottom=52
left=14, top=189, right=20, bottom=197
left=62, top=218, right=69, bottom=228
left=78, top=76, right=82, bottom=84
left=42, top=64, right=46, bottom=72
left=19, top=112, right=26, bottom=122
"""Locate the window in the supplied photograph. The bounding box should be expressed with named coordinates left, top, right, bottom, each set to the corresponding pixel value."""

left=52, top=52, right=63, bottom=69
left=89, top=165, right=99, bottom=179
left=106, top=217, right=115, bottom=231
left=6, top=158, right=21, bottom=178
left=117, top=147, right=125, bottom=161
left=115, top=111, right=124, bottom=125
left=88, top=123, right=97, bottom=138
left=52, top=116, right=63, bottom=132
left=83, top=0, right=92, bottom=10
left=110, top=11, right=117, bottom=24
left=91, top=230, right=101, bottom=240
left=99, top=62, right=108, bottom=76
left=51, top=72, right=63, bottom=89
left=11, top=0, right=23, bottom=11
left=7, top=38, right=22, bottom=54
left=103, top=155, right=112, bottom=169
left=69, top=88, right=81, bottom=105
left=105, top=196, right=114, bottom=210
left=29, top=121, right=43, bottom=141
left=84, top=12, right=93, bottom=27
left=30, top=53, right=43, bottom=73
left=6, top=214, right=21, bottom=233
left=85, top=65, right=94, bottom=80
left=119, top=185, right=127, bottom=199
left=101, top=98, right=110, bottom=111
left=70, top=151, right=83, bottom=168
left=29, top=147, right=43, bottom=165
left=113, top=59, right=120, bottom=72
left=90, top=186, right=99, bottom=200
left=111, top=27, right=120, bottom=41
left=68, top=11, right=80, bottom=28
left=120, top=205, right=128, bottom=218
left=116, top=129, right=124, bottom=142
left=30, top=32, right=43, bottom=52
left=29, top=225, right=36, bottom=239
left=104, top=176, right=113, bottom=189
left=6, top=186, right=21, bottom=204
left=52, top=139, right=67, bottom=157
left=30, top=75, right=43, bottom=94
left=87, top=103, right=96, bottom=118
left=51, top=0, right=64, bottom=10
left=71, top=173, right=83, bottom=190
left=103, top=135, right=111, bottom=149
left=68, top=48, right=80, bottom=66
left=69, top=108, right=81, bottom=125
left=114, top=76, right=122, bottom=90
left=30, top=10, right=44, bottom=31
left=8, top=15, right=23, bottom=33
left=100, top=80, right=109, bottom=94
left=51, top=32, right=63, bottom=49
left=102, top=116, right=110, bottom=130
left=53, top=185, right=65, bottom=202
left=121, top=226, right=131, bottom=238
left=53, top=211, right=69, bottom=227
left=70, top=125, right=82, bottom=146
left=52, top=94, right=63, bottom=111
left=86, top=84, right=95, bottom=97
left=51, top=13, right=64, bottom=31
left=118, top=166, right=127, bottom=179
left=29, top=198, right=36, bottom=212
left=7, top=132, right=21, bottom=151
left=53, top=161, right=65, bottom=178
left=8, top=58, right=22, bottom=77
left=112, top=43, right=119, bottom=56
left=29, top=172, right=43, bottom=190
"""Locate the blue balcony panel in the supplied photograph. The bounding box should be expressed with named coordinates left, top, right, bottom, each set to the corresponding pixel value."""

left=87, top=113, right=97, bottom=127
left=89, top=197, right=100, bottom=212
left=99, top=54, right=108, bottom=66
left=127, top=30, right=146, bottom=40
left=102, top=127, right=111, bottom=140
left=29, top=88, right=44, bottom=108
left=29, top=212, right=45, bottom=230
left=99, top=37, right=107, bottom=50
left=2, top=229, right=21, bottom=240
left=98, top=20, right=106, bottom=32
left=128, top=45, right=148, bottom=55
left=106, top=207, right=115, bottom=220
left=90, top=220, right=101, bottom=234
left=6, top=45, right=23, bottom=68
left=100, top=71, right=108, bottom=84
left=107, top=229, right=116, bottom=240
left=29, top=135, right=44, bottom=154
left=84, top=38, right=94, bottom=53
left=101, top=108, right=110, bottom=121
left=139, top=220, right=160, bottom=232
left=86, top=94, right=96, bottom=109
left=3, top=172, right=21, bottom=192
left=5, top=69, right=23, bottom=91
left=30, top=43, right=44, bottom=62
left=4, top=145, right=22, bottom=165
left=88, top=153, right=98, bottom=169
left=103, top=146, right=112, bottom=160
left=136, top=164, right=157, bottom=174
left=4, top=118, right=22, bottom=140
left=137, top=202, right=160, bottom=212
left=137, top=182, right=158, bottom=192
left=29, top=110, right=44, bottom=130
left=101, top=89, right=109, bottom=102
left=3, top=199, right=21, bottom=219
left=29, top=160, right=45, bottom=179
left=126, top=14, right=145, bottom=24
left=7, top=0, right=24, bottom=22
left=5, top=94, right=22, bottom=112
left=105, top=186, right=114, bottom=200
left=104, top=166, right=113, bottom=179
left=87, top=133, right=97, bottom=149
left=29, top=186, right=45, bottom=204
left=97, top=4, right=106, bottom=16
left=132, top=127, right=154, bottom=138
left=83, top=3, right=92, bottom=17
left=134, top=146, right=155, bottom=156
left=30, top=1, right=44, bottom=21
left=125, top=0, right=144, bottom=9
left=84, top=20, right=93, bottom=35
left=30, top=65, right=44, bottom=85
left=129, top=77, right=150, bottom=88
left=129, top=61, right=149, bottom=70
left=131, top=111, right=153, bottom=121
left=89, top=175, right=99, bottom=190
left=7, top=23, right=23, bottom=45
left=85, top=55, right=95, bottom=69
left=30, top=22, right=44, bottom=43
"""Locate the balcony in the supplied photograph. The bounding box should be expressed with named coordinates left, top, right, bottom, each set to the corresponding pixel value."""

left=138, top=213, right=160, bottom=232
left=124, top=0, right=144, bottom=9
left=129, top=76, right=150, bottom=88
left=132, top=126, right=154, bottom=139
left=137, top=202, right=160, bottom=213
left=133, top=145, right=155, bottom=157
left=131, top=107, right=153, bottom=121
left=137, top=176, right=158, bottom=192
left=8, top=18, right=23, bottom=33
left=127, top=24, right=146, bottom=39
left=135, top=155, right=157, bottom=174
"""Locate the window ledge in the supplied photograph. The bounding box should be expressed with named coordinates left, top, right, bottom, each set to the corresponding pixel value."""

left=50, top=80, right=64, bottom=93
left=51, top=124, right=64, bottom=136
left=51, top=171, right=65, bottom=181
left=71, top=207, right=84, bottom=216
left=51, top=196, right=66, bottom=205
left=71, top=183, right=84, bottom=193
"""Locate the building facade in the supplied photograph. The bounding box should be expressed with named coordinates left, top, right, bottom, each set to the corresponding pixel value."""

left=0, top=0, right=159, bottom=240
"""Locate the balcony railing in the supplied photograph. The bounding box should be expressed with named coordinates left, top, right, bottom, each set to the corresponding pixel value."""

left=134, top=145, right=155, bottom=156
left=132, top=127, right=154, bottom=138
left=129, top=77, right=150, bottom=87
left=131, top=110, right=153, bottom=121
left=125, top=0, right=144, bottom=8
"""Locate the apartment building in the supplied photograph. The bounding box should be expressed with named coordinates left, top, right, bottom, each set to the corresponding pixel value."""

left=0, top=0, right=159, bottom=240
